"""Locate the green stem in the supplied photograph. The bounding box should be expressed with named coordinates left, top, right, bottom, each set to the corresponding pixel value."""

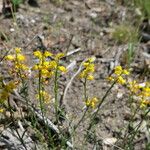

left=10, top=4, right=18, bottom=29
left=74, top=107, right=88, bottom=131
left=126, top=108, right=150, bottom=149
left=88, top=80, right=117, bottom=130
left=38, top=71, right=45, bottom=121
left=72, top=78, right=89, bottom=133
left=54, top=64, right=59, bottom=122
left=123, top=102, right=140, bottom=143
left=84, top=78, right=88, bottom=101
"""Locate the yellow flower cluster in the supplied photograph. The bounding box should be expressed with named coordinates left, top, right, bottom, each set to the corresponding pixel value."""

left=0, top=80, right=19, bottom=103
left=32, top=51, right=67, bottom=78
left=128, top=80, right=141, bottom=94
left=107, top=66, right=150, bottom=108
left=128, top=81, right=150, bottom=108
left=139, top=83, right=150, bottom=108
left=79, top=57, right=95, bottom=80
left=108, top=66, right=130, bottom=85
left=36, top=90, right=51, bottom=104
left=5, top=48, right=29, bottom=78
left=86, top=97, right=98, bottom=109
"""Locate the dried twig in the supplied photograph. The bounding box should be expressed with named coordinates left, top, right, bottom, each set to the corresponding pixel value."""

left=66, top=48, right=81, bottom=57
left=23, top=33, right=43, bottom=49
left=65, top=34, right=74, bottom=54
left=61, top=59, right=86, bottom=110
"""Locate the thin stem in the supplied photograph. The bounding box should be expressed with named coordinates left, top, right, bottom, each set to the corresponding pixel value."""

left=74, top=107, right=88, bottom=131
left=72, top=78, right=89, bottom=133
left=125, top=108, right=150, bottom=149
left=38, top=71, right=45, bottom=122
left=38, top=71, right=53, bottom=147
left=88, top=80, right=117, bottom=130
left=54, top=63, right=59, bottom=123
left=84, top=78, right=88, bottom=101
left=123, top=102, right=141, bottom=143
left=10, top=4, right=18, bottom=29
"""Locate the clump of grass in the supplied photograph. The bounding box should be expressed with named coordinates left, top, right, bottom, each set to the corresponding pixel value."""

left=121, top=43, right=135, bottom=68
left=12, top=0, right=23, bottom=11
left=112, top=24, right=139, bottom=44
left=133, top=0, right=150, bottom=19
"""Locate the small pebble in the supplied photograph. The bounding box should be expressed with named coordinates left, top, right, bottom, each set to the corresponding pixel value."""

left=31, top=19, right=36, bottom=24
left=10, top=28, right=15, bottom=32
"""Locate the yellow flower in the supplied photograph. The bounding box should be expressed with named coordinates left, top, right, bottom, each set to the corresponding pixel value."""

left=88, top=56, right=96, bottom=63
left=41, top=69, right=49, bottom=77
left=117, top=76, right=126, bottom=85
left=15, top=47, right=21, bottom=53
left=37, top=90, right=51, bottom=103
left=44, top=51, right=52, bottom=57
left=5, top=55, right=15, bottom=61
left=83, top=62, right=90, bottom=67
left=107, top=76, right=115, bottom=82
left=79, top=58, right=95, bottom=80
left=86, top=64, right=95, bottom=73
left=0, top=81, right=19, bottom=103
left=5, top=81, right=17, bottom=92
left=58, top=66, right=67, bottom=73
left=43, top=61, right=50, bottom=69
left=128, top=80, right=140, bottom=94
left=32, top=64, right=39, bottom=70
left=114, top=66, right=122, bottom=75
left=15, top=63, right=28, bottom=71
left=55, top=53, right=65, bottom=60
left=84, top=57, right=96, bottom=67
left=49, top=61, right=57, bottom=69
left=140, top=100, right=147, bottom=108
left=79, top=71, right=85, bottom=78
left=20, top=64, right=29, bottom=70
left=143, top=87, right=150, bottom=96
left=123, top=69, right=130, bottom=75
left=139, top=85, right=150, bottom=98
left=140, top=99, right=150, bottom=108
left=5, top=48, right=29, bottom=79
left=87, top=75, right=94, bottom=80
left=86, top=97, right=98, bottom=108
left=0, top=91, right=9, bottom=102
left=108, top=66, right=129, bottom=85
left=48, top=71, right=54, bottom=78
left=114, top=66, right=130, bottom=76
left=33, top=50, right=42, bottom=59
left=16, top=54, right=26, bottom=61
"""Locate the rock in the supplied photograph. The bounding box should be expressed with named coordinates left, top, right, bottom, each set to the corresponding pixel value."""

left=103, top=137, right=117, bottom=145
left=10, top=28, right=15, bottom=32
left=0, top=128, right=34, bottom=150
left=117, top=92, right=123, bottom=99
left=141, top=32, right=150, bottom=43
left=31, top=19, right=36, bottom=24
left=124, top=109, right=132, bottom=120
left=88, top=12, right=98, bottom=19
left=16, top=14, right=24, bottom=20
